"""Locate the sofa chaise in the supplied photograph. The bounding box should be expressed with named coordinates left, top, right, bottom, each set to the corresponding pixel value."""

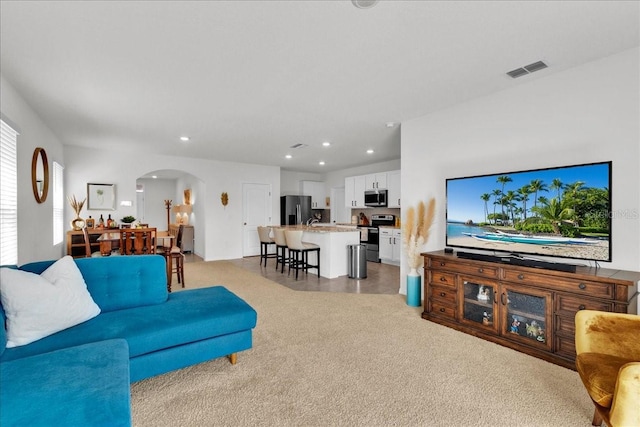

left=0, top=254, right=257, bottom=426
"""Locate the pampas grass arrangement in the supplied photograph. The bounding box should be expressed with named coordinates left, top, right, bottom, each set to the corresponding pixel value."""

left=67, top=195, right=86, bottom=217
left=402, top=197, right=436, bottom=271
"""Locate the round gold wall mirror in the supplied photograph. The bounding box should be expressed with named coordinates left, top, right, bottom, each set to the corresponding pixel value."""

left=31, top=147, right=49, bottom=203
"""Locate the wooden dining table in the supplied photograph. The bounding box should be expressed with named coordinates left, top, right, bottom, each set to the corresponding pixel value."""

left=96, top=229, right=176, bottom=290
left=96, top=231, right=123, bottom=256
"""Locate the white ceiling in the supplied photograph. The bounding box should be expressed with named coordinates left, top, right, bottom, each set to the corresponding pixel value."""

left=1, top=1, right=638, bottom=173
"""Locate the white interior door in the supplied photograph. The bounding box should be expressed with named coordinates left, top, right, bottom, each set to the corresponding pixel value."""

left=242, top=183, right=272, bottom=257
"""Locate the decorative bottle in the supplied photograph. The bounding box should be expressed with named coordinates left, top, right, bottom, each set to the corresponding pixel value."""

left=98, top=214, right=105, bottom=228
left=107, top=214, right=113, bottom=228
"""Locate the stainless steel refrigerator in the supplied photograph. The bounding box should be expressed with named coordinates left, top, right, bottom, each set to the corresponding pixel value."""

left=280, top=195, right=312, bottom=225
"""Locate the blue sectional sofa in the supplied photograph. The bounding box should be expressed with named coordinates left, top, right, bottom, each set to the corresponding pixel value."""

left=0, top=255, right=258, bottom=426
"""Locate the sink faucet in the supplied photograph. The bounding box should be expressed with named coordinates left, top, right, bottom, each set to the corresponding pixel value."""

left=307, top=218, right=319, bottom=226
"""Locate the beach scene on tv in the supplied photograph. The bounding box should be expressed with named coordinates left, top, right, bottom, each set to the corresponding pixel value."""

left=446, top=163, right=611, bottom=262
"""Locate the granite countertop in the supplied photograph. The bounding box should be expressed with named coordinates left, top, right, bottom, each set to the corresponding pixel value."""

left=273, top=225, right=360, bottom=233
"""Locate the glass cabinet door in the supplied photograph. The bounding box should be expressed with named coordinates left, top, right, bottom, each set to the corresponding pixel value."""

left=500, top=284, right=552, bottom=351
left=460, top=277, right=498, bottom=333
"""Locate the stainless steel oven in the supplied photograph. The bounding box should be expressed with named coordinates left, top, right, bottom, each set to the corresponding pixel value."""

left=358, top=214, right=395, bottom=262
left=358, top=226, right=379, bottom=262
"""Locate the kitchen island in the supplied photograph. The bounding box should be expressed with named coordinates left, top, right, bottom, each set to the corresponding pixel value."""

left=275, top=225, right=360, bottom=279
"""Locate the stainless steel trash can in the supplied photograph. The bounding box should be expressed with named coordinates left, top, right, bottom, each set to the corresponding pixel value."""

left=348, top=244, right=367, bottom=279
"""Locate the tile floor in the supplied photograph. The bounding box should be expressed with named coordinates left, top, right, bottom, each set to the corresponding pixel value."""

left=227, top=256, right=400, bottom=294
left=184, top=253, right=400, bottom=294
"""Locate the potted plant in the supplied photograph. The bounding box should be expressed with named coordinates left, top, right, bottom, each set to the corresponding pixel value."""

left=120, top=215, right=136, bottom=228
left=402, top=197, right=436, bottom=307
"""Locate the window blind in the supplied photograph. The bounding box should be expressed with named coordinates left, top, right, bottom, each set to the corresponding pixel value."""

left=53, top=161, right=64, bottom=245
left=0, top=119, right=18, bottom=265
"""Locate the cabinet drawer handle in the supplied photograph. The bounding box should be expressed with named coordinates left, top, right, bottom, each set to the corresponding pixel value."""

left=439, top=308, right=446, bottom=313
left=517, top=274, right=525, bottom=280
left=440, top=262, right=446, bottom=267
left=578, top=305, right=586, bottom=310
left=439, top=276, right=447, bottom=282
left=500, top=293, right=507, bottom=305
left=478, top=268, right=484, bottom=273
left=440, top=292, right=446, bottom=297
left=578, top=283, right=586, bottom=290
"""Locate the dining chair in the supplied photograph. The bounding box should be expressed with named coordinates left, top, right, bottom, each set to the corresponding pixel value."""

left=82, top=227, right=103, bottom=258
left=168, top=225, right=185, bottom=290
left=284, top=230, right=320, bottom=280
left=120, top=228, right=156, bottom=255
left=155, top=230, right=171, bottom=251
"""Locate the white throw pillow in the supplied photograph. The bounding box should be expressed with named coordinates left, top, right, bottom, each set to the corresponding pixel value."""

left=0, top=256, right=101, bottom=348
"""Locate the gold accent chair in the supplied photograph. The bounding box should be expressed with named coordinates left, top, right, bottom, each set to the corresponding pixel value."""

left=575, top=310, right=640, bottom=427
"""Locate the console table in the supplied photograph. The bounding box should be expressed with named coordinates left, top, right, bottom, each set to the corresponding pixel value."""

left=421, top=250, right=639, bottom=369
left=66, top=229, right=119, bottom=258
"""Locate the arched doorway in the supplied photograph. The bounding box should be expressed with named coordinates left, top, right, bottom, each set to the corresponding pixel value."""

left=136, top=169, right=205, bottom=257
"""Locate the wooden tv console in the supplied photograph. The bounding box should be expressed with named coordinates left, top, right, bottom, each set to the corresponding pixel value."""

left=421, top=250, right=639, bottom=370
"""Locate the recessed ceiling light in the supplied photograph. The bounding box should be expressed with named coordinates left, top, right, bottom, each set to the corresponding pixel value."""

left=352, top=0, right=379, bottom=9
left=319, top=161, right=325, bottom=166
left=285, top=154, right=292, bottom=159
left=322, top=141, right=331, bottom=147
left=180, top=136, right=190, bottom=142
left=151, top=175, right=157, bottom=179
left=385, top=122, right=396, bottom=128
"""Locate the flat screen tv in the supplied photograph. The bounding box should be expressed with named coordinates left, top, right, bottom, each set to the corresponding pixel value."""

left=446, top=161, right=612, bottom=264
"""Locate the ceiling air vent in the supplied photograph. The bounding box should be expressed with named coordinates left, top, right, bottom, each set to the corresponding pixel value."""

left=507, top=60, right=548, bottom=79
left=290, top=143, right=308, bottom=149
left=506, top=68, right=529, bottom=79
left=524, top=61, right=548, bottom=73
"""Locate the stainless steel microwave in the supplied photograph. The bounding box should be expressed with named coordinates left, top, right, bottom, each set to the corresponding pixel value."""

left=364, top=190, right=388, bottom=207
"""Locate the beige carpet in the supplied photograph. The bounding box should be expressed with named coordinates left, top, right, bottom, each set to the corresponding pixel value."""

left=131, top=261, right=593, bottom=427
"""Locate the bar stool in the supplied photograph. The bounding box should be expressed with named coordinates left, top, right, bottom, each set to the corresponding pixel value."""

left=257, top=226, right=277, bottom=267
left=284, top=230, right=320, bottom=280
left=273, top=228, right=289, bottom=273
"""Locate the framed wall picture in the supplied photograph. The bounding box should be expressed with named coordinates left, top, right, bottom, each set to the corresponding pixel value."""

left=87, top=183, right=116, bottom=210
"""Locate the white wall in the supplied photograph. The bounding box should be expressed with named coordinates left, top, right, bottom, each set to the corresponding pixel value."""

left=280, top=170, right=323, bottom=196
left=1, top=76, right=66, bottom=264
left=135, top=178, right=175, bottom=229
left=64, top=146, right=280, bottom=261
left=400, top=48, right=640, bottom=295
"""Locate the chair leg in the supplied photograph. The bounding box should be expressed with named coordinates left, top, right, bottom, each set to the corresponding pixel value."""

left=179, top=256, right=185, bottom=288
left=276, top=246, right=285, bottom=271
left=591, top=408, right=603, bottom=426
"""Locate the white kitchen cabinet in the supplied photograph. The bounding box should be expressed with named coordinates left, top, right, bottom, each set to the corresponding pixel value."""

left=387, top=170, right=401, bottom=208
left=345, top=175, right=367, bottom=208
left=300, top=181, right=327, bottom=209
left=380, top=228, right=401, bottom=265
left=365, top=172, right=388, bottom=190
